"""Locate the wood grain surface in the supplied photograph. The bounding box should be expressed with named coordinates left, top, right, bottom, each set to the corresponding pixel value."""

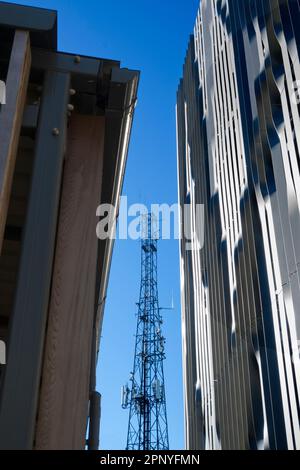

left=0, top=30, right=31, bottom=254
left=35, top=114, right=105, bottom=449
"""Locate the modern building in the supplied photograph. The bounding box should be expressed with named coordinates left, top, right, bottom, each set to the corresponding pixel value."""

left=0, top=2, right=139, bottom=449
left=177, top=0, right=300, bottom=450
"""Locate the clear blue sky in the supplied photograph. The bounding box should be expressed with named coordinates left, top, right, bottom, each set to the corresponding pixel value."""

left=9, top=0, right=200, bottom=449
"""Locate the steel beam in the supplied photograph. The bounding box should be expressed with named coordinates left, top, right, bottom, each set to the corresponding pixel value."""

left=32, top=48, right=104, bottom=76
left=31, top=49, right=120, bottom=101
left=0, top=2, right=57, bottom=49
left=87, top=392, right=101, bottom=450
left=0, top=70, right=70, bottom=450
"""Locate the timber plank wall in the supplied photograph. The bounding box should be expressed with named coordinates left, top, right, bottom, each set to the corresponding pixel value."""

left=35, top=115, right=105, bottom=450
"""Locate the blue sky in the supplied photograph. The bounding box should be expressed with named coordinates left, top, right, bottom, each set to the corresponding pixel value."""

left=9, top=0, right=200, bottom=449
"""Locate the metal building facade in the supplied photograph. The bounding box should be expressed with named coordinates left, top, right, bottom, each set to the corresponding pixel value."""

left=177, top=0, right=300, bottom=450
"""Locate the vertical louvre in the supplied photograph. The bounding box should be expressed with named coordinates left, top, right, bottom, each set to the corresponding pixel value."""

left=177, top=0, right=300, bottom=450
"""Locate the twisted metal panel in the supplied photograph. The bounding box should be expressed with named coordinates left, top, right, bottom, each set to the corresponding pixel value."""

left=177, top=0, right=300, bottom=450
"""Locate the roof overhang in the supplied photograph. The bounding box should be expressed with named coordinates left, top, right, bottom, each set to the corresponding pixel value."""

left=0, top=1, right=57, bottom=49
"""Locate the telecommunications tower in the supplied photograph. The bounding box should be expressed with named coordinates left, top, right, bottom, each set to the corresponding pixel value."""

left=121, top=213, right=169, bottom=450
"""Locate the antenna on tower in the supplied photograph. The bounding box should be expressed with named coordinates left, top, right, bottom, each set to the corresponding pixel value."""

left=159, top=290, right=175, bottom=312
left=121, top=212, right=169, bottom=450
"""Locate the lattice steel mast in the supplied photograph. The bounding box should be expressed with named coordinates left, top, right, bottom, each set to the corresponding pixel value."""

left=122, top=213, right=169, bottom=450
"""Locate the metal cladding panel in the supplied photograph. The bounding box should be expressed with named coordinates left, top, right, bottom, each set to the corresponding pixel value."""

left=177, top=0, right=300, bottom=450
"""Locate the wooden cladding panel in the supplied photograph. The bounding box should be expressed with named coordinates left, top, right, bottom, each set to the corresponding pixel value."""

left=35, top=115, right=105, bottom=450
left=0, top=71, right=70, bottom=450
left=0, top=30, right=31, bottom=254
